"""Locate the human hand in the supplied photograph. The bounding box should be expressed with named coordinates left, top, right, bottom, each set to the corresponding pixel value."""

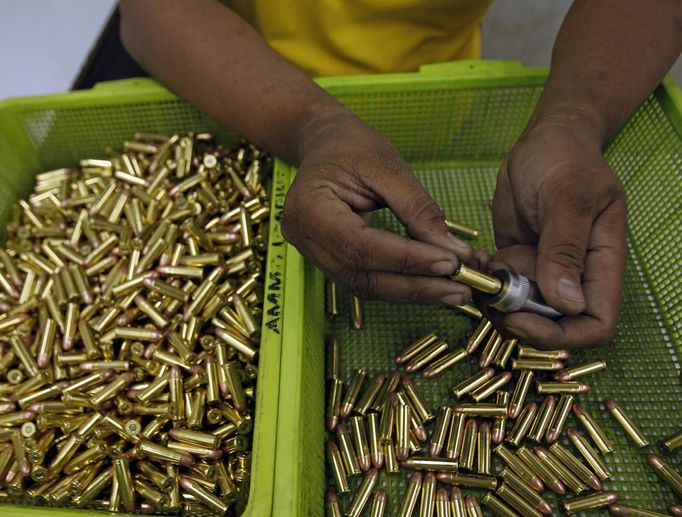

left=282, top=110, right=474, bottom=304
left=490, top=111, right=627, bottom=348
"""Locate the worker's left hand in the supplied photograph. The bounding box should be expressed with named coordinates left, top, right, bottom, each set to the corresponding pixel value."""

left=490, top=110, right=627, bottom=349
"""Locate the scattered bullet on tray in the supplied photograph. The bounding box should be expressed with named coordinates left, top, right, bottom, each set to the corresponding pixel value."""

left=323, top=221, right=680, bottom=516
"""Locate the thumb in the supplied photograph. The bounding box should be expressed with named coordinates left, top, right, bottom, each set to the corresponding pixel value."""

left=380, top=171, right=473, bottom=262
left=536, top=191, right=593, bottom=315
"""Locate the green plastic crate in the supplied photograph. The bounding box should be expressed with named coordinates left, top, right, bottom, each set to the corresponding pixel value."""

left=0, top=78, right=289, bottom=517
left=275, top=61, right=682, bottom=516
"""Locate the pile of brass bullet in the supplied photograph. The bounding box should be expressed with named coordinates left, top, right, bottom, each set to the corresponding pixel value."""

left=0, top=132, right=271, bottom=515
left=325, top=289, right=682, bottom=516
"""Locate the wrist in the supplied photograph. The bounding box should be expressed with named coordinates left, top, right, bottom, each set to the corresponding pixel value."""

left=526, top=102, right=611, bottom=149
left=293, top=99, right=354, bottom=165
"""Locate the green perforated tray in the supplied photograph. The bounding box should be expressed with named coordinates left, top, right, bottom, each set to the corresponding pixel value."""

left=0, top=78, right=289, bottom=517
left=274, top=61, right=682, bottom=516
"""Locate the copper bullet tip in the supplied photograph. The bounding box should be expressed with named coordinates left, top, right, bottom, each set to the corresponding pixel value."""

left=587, top=476, right=602, bottom=491
left=603, top=398, right=618, bottom=411
left=359, top=456, right=371, bottom=472
left=529, top=476, right=545, bottom=492
left=340, top=404, right=352, bottom=418
left=179, top=453, right=196, bottom=468
left=465, top=495, right=479, bottom=509
left=396, top=448, right=410, bottom=461
left=550, top=479, right=566, bottom=495
left=647, top=453, right=664, bottom=469
left=608, top=504, right=628, bottom=515
left=508, top=403, right=521, bottom=419
left=572, top=403, right=586, bottom=415
left=669, top=505, right=682, bottom=517
left=421, top=367, right=436, bottom=379
left=545, top=430, right=560, bottom=444
left=409, top=471, right=423, bottom=484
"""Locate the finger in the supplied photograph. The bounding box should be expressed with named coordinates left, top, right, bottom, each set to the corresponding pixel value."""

left=367, top=158, right=473, bottom=261
left=308, top=240, right=473, bottom=305
left=503, top=199, right=626, bottom=348
left=488, top=245, right=537, bottom=280
left=468, top=248, right=492, bottom=271
left=492, top=161, right=536, bottom=249
left=304, top=190, right=463, bottom=276
left=535, top=183, right=601, bottom=315
left=502, top=312, right=607, bottom=350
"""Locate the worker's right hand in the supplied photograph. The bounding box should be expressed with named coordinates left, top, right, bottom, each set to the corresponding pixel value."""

left=282, top=110, right=474, bottom=305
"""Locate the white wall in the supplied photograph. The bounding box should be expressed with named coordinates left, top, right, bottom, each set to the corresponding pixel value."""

left=0, top=0, right=117, bottom=99
left=482, top=0, right=682, bottom=82
left=0, top=0, right=679, bottom=100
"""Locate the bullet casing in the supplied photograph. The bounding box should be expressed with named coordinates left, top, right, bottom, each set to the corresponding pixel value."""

left=345, top=469, right=378, bottom=517
left=451, top=368, right=495, bottom=399
left=481, top=493, right=520, bottom=517
left=429, top=406, right=452, bottom=457
left=573, top=404, right=614, bottom=454
left=562, top=492, right=618, bottom=514
left=528, top=395, right=555, bottom=443
left=495, top=483, right=543, bottom=517
left=327, top=441, right=350, bottom=494
left=505, top=402, right=537, bottom=447
left=397, top=472, right=422, bottom=517
left=476, top=422, right=491, bottom=475
left=546, top=394, right=573, bottom=443
left=438, top=473, right=497, bottom=490
left=492, top=391, right=510, bottom=444
left=465, top=320, right=493, bottom=355
left=566, top=428, right=611, bottom=480
left=604, top=399, right=650, bottom=448
left=445, top=413, right=466, bottom=460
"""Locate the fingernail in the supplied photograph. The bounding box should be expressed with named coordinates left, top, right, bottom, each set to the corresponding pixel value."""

left=441, top=293, right=469, bottom=306
left=430, top=261, right=456, bottom=275
left=507, top=326, right=528, bottom=340
left=557, top=277, right=584, bottom=304
left=446, top=234, right=472, bottom=257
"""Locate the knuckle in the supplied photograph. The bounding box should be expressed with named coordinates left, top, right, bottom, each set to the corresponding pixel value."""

left=542, top=237, right=587, bottom=271
left=406, top=285, right=429, bottom=304
left=406, top=192, right=444, bottom=227
left=337, top=236, right=369, bottom=269
left=281, top=192, right=300, bottom=244
left=347, top=270, right=377, bottom=301
left=397, top=252, right=413, bottom=275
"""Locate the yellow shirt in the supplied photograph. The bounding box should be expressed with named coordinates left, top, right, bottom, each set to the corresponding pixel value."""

left=225, top=0, right=492, bottom=77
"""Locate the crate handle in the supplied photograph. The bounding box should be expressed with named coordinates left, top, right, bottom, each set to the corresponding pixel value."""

left=419, top=59, right=546, bottom=78
left=91, top=77, right=164, bottom=92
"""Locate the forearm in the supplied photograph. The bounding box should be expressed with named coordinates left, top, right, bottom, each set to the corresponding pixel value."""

left=119, top=0, right=344, bottom=164
left=531, top=0, right=682, bottom=143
